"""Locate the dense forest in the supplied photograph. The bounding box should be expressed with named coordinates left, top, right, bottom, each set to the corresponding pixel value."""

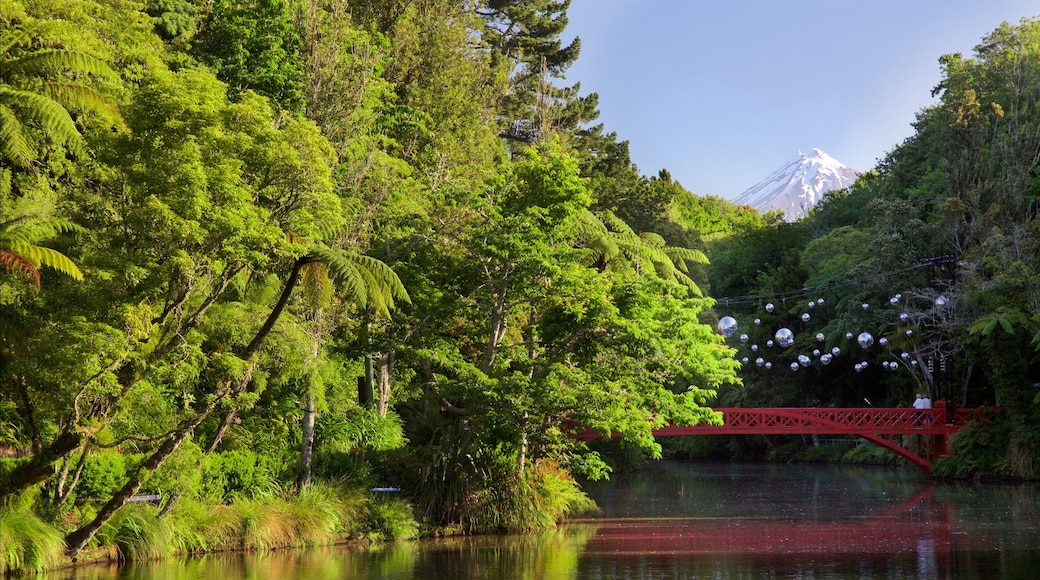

left=2, top=0, right=1039, bottom=573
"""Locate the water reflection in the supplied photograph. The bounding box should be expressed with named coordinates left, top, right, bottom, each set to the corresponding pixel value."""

left=45, top=462, right=1040, bottom=579
left=573, top=462, right=1040, bottom=579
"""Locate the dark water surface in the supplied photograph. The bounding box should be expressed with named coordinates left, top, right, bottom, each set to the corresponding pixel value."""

left=49, top=462, right=1040, bottom=579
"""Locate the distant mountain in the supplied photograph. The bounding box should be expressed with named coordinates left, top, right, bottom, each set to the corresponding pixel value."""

left=731, top=149, right=859, bottom=222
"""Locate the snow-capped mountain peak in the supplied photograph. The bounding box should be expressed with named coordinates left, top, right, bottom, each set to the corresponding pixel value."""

left=731, top=149, right=859, bottom=221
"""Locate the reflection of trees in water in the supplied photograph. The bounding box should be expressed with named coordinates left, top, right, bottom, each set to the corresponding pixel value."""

left=579, top=461, right=930, bottom=520
left=394, top=526, right=600, bottom=578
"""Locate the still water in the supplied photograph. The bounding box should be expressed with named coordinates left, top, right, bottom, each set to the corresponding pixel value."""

left=51, top=462, right=1040, bottom=579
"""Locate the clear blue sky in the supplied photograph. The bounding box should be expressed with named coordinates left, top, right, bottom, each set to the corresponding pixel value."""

left=563, top=0, right=1040, bottom=199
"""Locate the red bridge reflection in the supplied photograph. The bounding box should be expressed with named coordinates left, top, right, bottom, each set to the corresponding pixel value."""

left=573, top=403, right=998, bottom=470
left=581, top=488, right=964, bottom=558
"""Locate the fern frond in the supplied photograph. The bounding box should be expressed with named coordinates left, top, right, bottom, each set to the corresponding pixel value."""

left=0, top=101, right=34, bottom=166
left=6, top=49, right=120, bottom=83
left=0, top=20, right=38, bottom=59
left=2, top=87, right=82, bottom=149
left=569, top=209, right=609, bottom=238
left=0, top=248, right=41, bottom=288
left=40, top=81, right=120, bottom=120
left=640, top=232, right=666, bottom=249
left=665, top=247, right=710, bottom=270
left=309, top=246, right=409, bottom=318
left=301, top=261, right=332, bottom=308
left=0, top=218, right=84, bottom=283
left=601, top=211, right=634, bottom=234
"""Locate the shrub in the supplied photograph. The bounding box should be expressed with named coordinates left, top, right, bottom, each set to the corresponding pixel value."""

left=201, top=449, right=282, bottom=502
left=932, top=414, right=1012, bottom=477
left=78, top=451, right=129, bottom=502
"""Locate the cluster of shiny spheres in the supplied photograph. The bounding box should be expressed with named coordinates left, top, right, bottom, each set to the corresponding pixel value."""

left=716, top=295, right=948, bottom=372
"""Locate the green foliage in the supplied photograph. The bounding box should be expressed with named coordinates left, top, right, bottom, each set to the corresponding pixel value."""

left=932, top=414, right=1013, bottom=477
left=192, top=0, right=304, bottom=111
left=78, top=451, right=129, bottom=502
left=145, top=0, right=197, bottom=40
left=316, top=407, right=407, bottom=454
left=201, top=450, right=282, bottom=503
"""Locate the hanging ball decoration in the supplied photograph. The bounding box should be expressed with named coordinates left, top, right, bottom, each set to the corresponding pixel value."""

left=739, top=333, right=749, bottom=343
left=766, top=303, right=775, bottom=313
left=899, top=312, right=909, bottom=322
left=901, top=352, right=910, bottom=360
left=911, top=360, right=918, bottom=366
left=845, top=332, right=854, bottom=340
left=879, top=337, right=889, bottom=347
left=905, top=329, right=913, bottom=337
left=820, top=353, right=832, bottom=365
left=862, top=302, right=870, bottom=310
left=812, top=349, right=821, bottom=357
left=774, top=328, right=795, bottom=348
left=756, top=357, right=765, bottom=367
left=816, top=332, right=825, bottom=342
left=854, top=363, right=863, bottom=372
left=798, top=354, right=811, bottom=367
left=857, top=332, right=875, bottom=349
left=831, top=347, right=841, bottom=356
left=765, top=362, right=773, bottom=370
left=751, top=344, right=759, bottom=352
left=860, top=361, right=868, bottom=368
left=717, top=316, right=738, bottom=337
left=754, top=318, right=762, bottom=326
left=741, top=357, right=749, bottom=364
left=790, top=362, right=800, bottom=371
left=817, top=297, right=825, bottom=306
left=767, top=340, right=775, bottom=348
left=801, top=313, right=811, bottom=322
left=935, top=295, right=947, bottom=308
left=809, top=300, right=816, bottom=309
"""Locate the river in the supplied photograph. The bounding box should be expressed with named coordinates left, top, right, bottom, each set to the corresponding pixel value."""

left=46, top=462, right=1040, bottom=579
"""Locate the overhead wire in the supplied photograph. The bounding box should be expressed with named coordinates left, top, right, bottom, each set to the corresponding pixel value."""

left=713, top=255, right=956, bottom=307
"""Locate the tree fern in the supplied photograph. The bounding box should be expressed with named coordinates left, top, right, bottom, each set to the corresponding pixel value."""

left=575, top=211, right=707, bottom=295
left=309, top=245, right=409, bottom=318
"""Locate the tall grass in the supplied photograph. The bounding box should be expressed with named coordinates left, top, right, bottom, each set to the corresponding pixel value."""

left=164, top=482, right=362, bottom=553
left=96, top=502, right=177, bottom=561
left=0, top=509, right=66, bottom=574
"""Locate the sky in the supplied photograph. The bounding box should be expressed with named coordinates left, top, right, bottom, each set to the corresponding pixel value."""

left=563, top=0, right=1040, bottom=199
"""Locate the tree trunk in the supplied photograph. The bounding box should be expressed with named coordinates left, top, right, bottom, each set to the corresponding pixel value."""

left=299, top=390, right=316, bottom=488
left=377, top=352, right=393, bottom=417
left=0, top=431, right=81, bottom=501
left=205, top=257, right=308, bottom=452
left=64, top=403, right=218, bottom=558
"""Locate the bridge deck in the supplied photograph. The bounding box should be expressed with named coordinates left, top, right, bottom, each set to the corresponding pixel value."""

left=573, top=403, right=998, bottom=471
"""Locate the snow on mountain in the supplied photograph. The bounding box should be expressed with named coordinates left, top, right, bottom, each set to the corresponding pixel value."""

left=731, top=149, right=859, bottom=222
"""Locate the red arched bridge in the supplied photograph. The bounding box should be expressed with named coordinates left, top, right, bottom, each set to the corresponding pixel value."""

left=572, top=402, right=998, bottom=470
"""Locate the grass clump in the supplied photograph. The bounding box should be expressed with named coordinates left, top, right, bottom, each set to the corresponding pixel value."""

left=0, top=509, right=65, bottom=575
